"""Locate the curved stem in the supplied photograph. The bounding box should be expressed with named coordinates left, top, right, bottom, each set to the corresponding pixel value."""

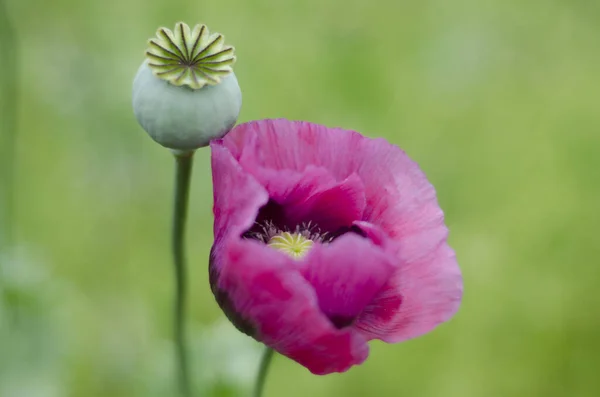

left=0, top=0, right=19, bottom=321
left=0, top=0, right=18, bottom=257
left=253, top=347, right=275, bottom=397
left=172, top=151, right=195, bottom=397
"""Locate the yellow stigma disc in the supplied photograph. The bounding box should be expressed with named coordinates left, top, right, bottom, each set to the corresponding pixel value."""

left=267, top=232, right=313, bottom=259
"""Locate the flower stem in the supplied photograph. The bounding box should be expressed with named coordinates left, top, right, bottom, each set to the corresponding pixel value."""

left=253, top=347, right=275, bottom=397
left=172, top=151, right=195, bottom=397
left=0, top=0, right=18, bottom=256
left=0, top=0, right=19, bottom=321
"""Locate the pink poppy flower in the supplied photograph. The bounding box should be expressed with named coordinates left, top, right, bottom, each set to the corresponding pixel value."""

left=209, top=119, right=463, bottom=375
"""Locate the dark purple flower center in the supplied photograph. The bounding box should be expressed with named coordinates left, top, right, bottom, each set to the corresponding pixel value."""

left=242, top=199, right=366, bottom=250
left=240, top=200, right=370, bottom=329
left=243, top=219, right=330, bottom=245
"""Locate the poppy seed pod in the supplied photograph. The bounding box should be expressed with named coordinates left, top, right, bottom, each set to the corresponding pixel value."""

left=132, top=22, right=242, bottom=150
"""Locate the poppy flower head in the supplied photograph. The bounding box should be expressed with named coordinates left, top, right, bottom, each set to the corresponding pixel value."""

left=209, top=119, right=462, bottom=375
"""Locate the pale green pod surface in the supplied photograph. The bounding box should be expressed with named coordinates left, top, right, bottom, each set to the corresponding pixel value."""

left=132, top=23, right=242, bottom=150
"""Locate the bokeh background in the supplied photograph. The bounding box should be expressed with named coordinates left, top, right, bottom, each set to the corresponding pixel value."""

left=1, top=0, right=599, bottom=396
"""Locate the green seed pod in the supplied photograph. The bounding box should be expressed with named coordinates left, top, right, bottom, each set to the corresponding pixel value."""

left=132, top=22, right=242, bottom=151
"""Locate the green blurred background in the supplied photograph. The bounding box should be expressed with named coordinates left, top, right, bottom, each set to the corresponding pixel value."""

left=1, top=0, right=599, bottom=396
